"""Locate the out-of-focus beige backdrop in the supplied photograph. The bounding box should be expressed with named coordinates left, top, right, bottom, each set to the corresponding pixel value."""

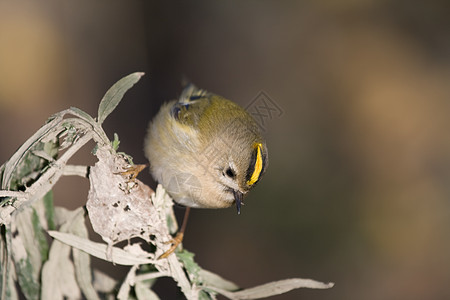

left=2, top=1, right=450, bottom=299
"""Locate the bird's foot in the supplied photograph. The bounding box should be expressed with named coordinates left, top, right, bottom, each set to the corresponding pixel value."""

left=159, top=232, right=184, bottom=259
left=119, top=164, right=147, bottom=181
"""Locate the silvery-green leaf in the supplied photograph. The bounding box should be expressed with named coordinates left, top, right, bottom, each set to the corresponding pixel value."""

left=117, top=265, right=137, bottom=300
left=74, top=248, right=100, bottom=300
left=43, top=139, right=59, bottom=160
left=198, top=290, right=216, bottom=300
left=135, top=281, right=160, bottom=300
left=43, top=190, right=56, bottom=230
left=176, top=250, right=200, bottom=279
left=42, top=207, right=86, bottom=300
left=199, top=269, right=239, bottom=292
left=165, top=253, right=196, bottom=298
left=69, top=107, right=96, bottom=124
left=0, top=233, right=18, bottom=300
left=97, top=72, right=144, bottom=125
left=69, top=208, right=100, bottom=300
left=2, top=128, right=59, bottom=192
left=31, top=203, right=49, bottom=261
left=93, top=270, right=117, bottom=294
left=62, top=165, right=89, bottom=178
left=208, top=278, right=334, bottom=300
left=5, top=193, right=53, bottom=300
left=7, top=142, right=49, bottom=191
left=53, top=207, right=79, bottom=227
left=32, top=150, right=55, bottom=163
left=41, top=239, right=81, bottom=300
left=48, top=231, right=156, bottom=265
left=5, top=262, right=19, bottom=300
left=12, top=203, right=49, bottom=300
left=1, top=114, right=62, bottom=190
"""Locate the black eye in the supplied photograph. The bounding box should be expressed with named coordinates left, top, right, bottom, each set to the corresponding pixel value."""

left=225, top=167, right=235, bottom=178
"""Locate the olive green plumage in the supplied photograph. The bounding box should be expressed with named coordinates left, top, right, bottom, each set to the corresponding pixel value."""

left=144, top=84, right=268, bottom=213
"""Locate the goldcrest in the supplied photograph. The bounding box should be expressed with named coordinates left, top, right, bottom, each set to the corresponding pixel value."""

left=144, top=84, right=268, bottom=213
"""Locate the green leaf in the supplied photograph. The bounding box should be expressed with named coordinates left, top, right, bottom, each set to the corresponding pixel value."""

left=0, top=232, right=14, bottom=300
left=198, top=290, right=214, bottom=300
left=91, top=144, right=99, bottom=155
left=3, top=260, right=19, bottom=300
left=97, top=72, right=144, bottom=125
left=12, top=206, right=47, bottom=300
left=15, top=258, right=40, bottom=300
left=8, top=143, right=44, bottom=191
left=43, top=191, right=56, bottom=231
left=6, top=138, right=59, bottom=192
left=176, top=250, right=201, bottom=281
left=112, top=133, right=120, bottom=151
left=1, top=114, right=62, bottom=190
left=31, top=208, right=49, bottom=263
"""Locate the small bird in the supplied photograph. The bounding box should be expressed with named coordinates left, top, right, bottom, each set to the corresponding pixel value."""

left=144, top=84, right=268, bottom=256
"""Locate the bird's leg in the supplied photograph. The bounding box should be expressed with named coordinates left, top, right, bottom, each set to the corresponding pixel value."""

left=159, top=207, right=191, bottom=259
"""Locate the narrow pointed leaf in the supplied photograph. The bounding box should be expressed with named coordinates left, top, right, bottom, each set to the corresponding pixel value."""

left=69, top=107, right=96, bottom=124
left=199, top=269, right=239, bottom=292
left=97, top=72, right=144, bottom=125
left=207, top=278, right=334, bottom=299
left=48, top=231, right=156, bottom=265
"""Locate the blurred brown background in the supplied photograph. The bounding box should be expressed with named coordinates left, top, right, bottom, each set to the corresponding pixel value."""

left=2, top=1, right=450, bottom=299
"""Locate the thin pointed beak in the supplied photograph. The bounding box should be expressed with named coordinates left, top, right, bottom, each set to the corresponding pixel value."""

left=233, top=190, right=244, bottom=214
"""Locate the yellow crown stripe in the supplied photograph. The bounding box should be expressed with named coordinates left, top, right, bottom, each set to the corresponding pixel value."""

left=247, top=143, right=263, bottom=186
